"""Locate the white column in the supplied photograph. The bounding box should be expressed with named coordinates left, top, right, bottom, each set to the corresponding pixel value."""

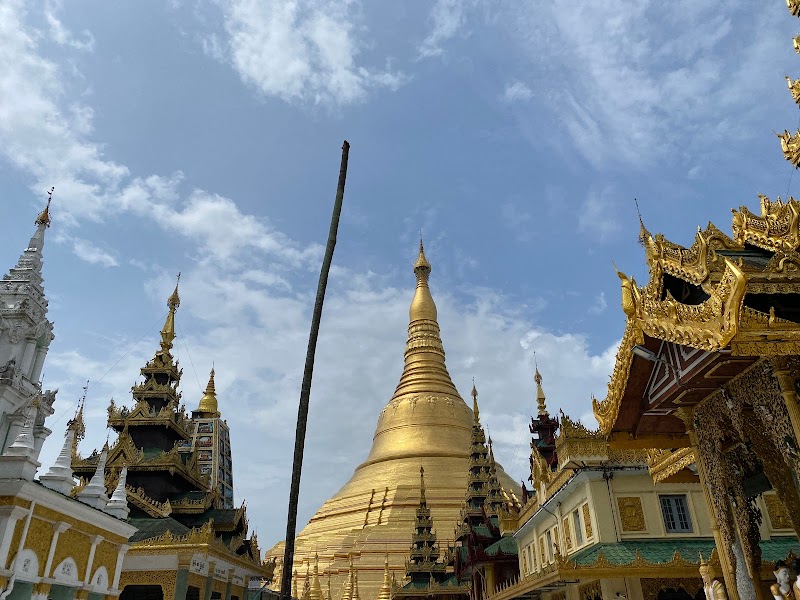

left=112, top=544, right=129, bottom=591
left=84, top=535, right=103, bottom=585
left=30, top=346, right=47, bottom=384
left=19, top=341, right=36, bottom=381
left=0, top=505, right=29, bottom=569
left=43, top=522, right=70, bottom=578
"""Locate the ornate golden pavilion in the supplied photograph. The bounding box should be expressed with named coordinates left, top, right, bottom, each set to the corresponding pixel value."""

left=587, top=5, right=800, bottom=599
left=270, top=243, right=519, bottom=600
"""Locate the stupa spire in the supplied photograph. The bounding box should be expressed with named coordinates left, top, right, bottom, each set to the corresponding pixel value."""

left=309, top=554, right=324, bottom=600
left=472, top=380, right=479, bottom=423
left=159, top=273, right=181, bottom=356
left=390, top=241, right=460, bottom=403
left=534, top=359, right=547, bottom=417
left=197, top=366, right=219, bottom=415
left=377, top=556, right=392, bottom=600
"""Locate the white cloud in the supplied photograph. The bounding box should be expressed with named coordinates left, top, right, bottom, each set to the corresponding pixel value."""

left=502, top=81, right=532, bottom=103
left=0, top=0, right=620, bottom=550
left=222, top=0, right=406, bottom=106
left=70, top=238, right=119, bottom=267
left=44, top=0, right=95, bottom=51
left=578, top=186, right=622, bottom=242
left=502, top=0, right=788, bottom=167
left=418, top=0, right=476, bottom=59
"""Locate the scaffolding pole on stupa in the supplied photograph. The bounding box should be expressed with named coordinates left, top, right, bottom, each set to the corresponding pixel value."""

left=280, top=140, right=351, bottom=600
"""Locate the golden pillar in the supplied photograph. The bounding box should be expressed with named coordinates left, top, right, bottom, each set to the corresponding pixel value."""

left=679, top=409, right=740, bottom=600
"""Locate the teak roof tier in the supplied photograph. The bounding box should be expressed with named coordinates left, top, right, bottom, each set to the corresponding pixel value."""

left=592, top=197, right=800, bottom=445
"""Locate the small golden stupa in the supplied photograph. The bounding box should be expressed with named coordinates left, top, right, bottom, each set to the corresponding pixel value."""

left=272, top=242, right=519, bottom=600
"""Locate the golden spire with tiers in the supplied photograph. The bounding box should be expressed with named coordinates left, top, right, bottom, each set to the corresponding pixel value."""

left=281, top=243, right=518, bottom=600
left=377, top=556, right=392, bottom=600
left=535, top=367, right=547, bottom=417
left=158, top=273, right=181, bottom=359
left=197, top=367, right=219, bottom=415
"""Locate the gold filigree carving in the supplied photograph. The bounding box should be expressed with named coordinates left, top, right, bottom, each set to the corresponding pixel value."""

left=647, top=447, right=696, bottom=483
left=764, top=494, right=792, bottom=530
left=617, top=497, right=646, bottom=532
left=732, top=196, right=800, bottom=252
left=562, top=517, right=572, bottom=552
left=789, top=77, right=800, bottom=106
left=578, top=580, right=601, bottom=600
left=640, top=578, right=702, bottom=600
left=582, top=504, right=593, bottom=539
left=779, top=131, right=800, bottom=168
left=788, top=0, right=800, bottom=17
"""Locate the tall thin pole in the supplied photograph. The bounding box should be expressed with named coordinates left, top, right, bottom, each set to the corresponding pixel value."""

left=280, top=141, right=350, bottom=600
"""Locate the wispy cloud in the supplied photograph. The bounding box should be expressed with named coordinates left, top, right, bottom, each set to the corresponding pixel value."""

left=502, top=81, right=532, bottom=103
left=418, top=0, right=476, bottom=58
left=221, top=0, right=407, bottom=106
left=501, top=0, right=788, bottom=167
left=70, top=238, right=118, bottom=267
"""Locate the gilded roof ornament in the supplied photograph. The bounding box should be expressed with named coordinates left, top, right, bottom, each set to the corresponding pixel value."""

left=778, top=130, right=800, bottom=168
left=787, top=76, right=800, bottom=106
left=788, top=0, right=800, bottom=17
left=419, top=466, right=426, bottom=504
left=35, top=187, right=53, bottom=228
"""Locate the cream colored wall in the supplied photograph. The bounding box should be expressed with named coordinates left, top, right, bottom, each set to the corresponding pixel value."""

left=516, top=469, right=714, bottom=578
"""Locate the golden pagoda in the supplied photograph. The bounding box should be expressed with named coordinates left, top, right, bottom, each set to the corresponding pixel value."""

left=276, top=242, right=518, bottom=600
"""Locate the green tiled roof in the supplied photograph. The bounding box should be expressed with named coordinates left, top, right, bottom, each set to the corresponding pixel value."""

left=128, top=516, right=191, bottom=542
left=570, top=538, right=800, bottom=567
left=571, top=539, right=716, bottom=566
left=484, top=536, right=518, bottom=557
left=760, top=538, right=800, bottom=562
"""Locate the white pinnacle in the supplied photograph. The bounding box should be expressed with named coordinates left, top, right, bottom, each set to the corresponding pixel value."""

left=105, top=466, right=129, bottom=519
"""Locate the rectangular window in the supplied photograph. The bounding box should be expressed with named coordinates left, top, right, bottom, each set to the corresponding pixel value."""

left=573, top=510, right=583, bottom=545
left=660, top=495, right=693, bottom=533
left=545, top=530, right=554, bottom=561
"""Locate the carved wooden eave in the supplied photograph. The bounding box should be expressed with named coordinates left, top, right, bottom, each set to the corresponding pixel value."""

left=108, top=399, right=192, bottom=438
left=593, top=322, right=641, bottom=436
left=732, top=196, right=800, bottom=252
left=645, top=447, right=698, bottom=484
left=125, top=484, right=173, bottom=517
left=130, top=520, right=269, bottom=571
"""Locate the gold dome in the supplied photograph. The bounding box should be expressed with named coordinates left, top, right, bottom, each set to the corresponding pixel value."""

left=279, top=244, right=519, bottom=600
left=197, top=367, right=219, bottom=415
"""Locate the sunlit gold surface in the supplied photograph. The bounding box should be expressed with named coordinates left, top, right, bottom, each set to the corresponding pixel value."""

left=197, top=367, right=219, bottom=415
left=275, top=245, right=518, bottom=600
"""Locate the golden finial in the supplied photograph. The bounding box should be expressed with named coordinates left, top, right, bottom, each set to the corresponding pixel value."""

left=794, top=34, right=800, bottom=54
left=35, top=188, right=53, bottom=227
left=414, top=237, right=431, bottom=279
left=534, top=358, right=547, bottom=417
left=168, top=272, right=181, bottom=310
left=419, top=466, right=426, bottom=504
left=159, top=273, right=181, bottom=354
left=198, top=366, right=219, bottom=415
left=471, top=378, right=480, bottom=423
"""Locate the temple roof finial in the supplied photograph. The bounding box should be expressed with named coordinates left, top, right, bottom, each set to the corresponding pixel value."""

left=534, top=356, right=547, bottom=417
left=197, top=366, right=219, bottom=415
left=35, top=187, right=53, bottom=228
left=471, top=379, right=480, bottom=423
left=159, top=273, right=181, bottom=355
left=419, top=466, right=426, bottom=504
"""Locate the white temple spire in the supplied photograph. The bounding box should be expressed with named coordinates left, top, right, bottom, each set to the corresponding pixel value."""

left=77, top=447, right=109, bottom=509
left=40, top=429, right=77, bottom=495
left=105, top=466, right=130, bottom=519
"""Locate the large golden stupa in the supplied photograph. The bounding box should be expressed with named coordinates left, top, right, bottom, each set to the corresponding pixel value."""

left=272, top=243, right=519, bottom=600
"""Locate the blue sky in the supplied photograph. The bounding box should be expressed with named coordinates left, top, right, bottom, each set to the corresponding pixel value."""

left=0, top=0, right=798, bottom=550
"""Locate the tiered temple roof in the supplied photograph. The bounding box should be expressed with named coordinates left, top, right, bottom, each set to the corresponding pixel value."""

left=70, top=280, right=263, bottom=570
